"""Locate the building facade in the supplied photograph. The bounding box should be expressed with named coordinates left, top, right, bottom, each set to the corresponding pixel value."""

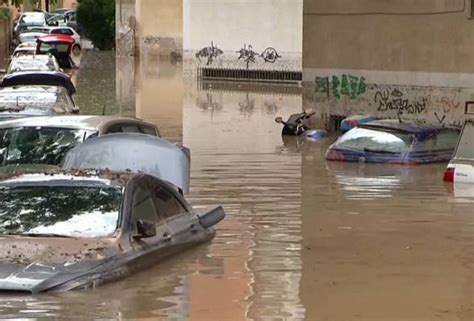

left=303, top=0, right=474, bottom=125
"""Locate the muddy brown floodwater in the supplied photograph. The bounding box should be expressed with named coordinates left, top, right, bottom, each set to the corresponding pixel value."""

left=1, top=51, right=474, bottom=320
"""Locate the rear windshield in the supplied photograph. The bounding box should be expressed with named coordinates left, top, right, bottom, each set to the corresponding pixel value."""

left=333, top=127, right=414, bottom=154
left=0, top=185, right=122, bottom=238
left=454, top=121, right=474, bottom=159
left=0, top=127, right=95, bottom=166
left=19, top=14, right=45, bottom=26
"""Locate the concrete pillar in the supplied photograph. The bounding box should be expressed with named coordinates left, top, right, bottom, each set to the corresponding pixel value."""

left=135, top=0, right=184, bottom=143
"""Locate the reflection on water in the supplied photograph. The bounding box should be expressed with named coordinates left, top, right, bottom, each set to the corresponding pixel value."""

left=3, top=50, right=474, bottom=320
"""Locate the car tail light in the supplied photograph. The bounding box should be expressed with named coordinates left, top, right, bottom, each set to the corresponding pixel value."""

left=443, top=167, right=455, bottom=182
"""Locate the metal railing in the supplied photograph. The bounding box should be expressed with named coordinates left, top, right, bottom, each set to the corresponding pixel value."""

left=198, top=67, right=302, bottom=84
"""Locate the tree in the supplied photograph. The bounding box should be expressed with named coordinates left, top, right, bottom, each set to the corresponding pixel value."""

left=1, top=0, right=58, bottom=10
left=77, top=0, right=115, bottom=50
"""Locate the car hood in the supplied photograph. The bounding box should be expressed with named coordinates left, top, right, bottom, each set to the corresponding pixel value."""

left=0, top=236, right=118, bottom=293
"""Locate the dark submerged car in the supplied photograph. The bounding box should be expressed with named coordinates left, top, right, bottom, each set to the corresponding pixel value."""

left=326, top=120, right=460, bottom=164
left=0, top=170, right=224, bottom=293
left=0, top=134, right=221, bottom=293
left=0, top=85, right=78, bottom=120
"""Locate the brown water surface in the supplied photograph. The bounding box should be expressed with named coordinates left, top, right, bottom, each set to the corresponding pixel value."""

left=1, top=51, right=474, bottom=320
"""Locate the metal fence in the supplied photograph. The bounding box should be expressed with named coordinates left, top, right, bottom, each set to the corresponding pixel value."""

left=198, top=67, right=302, bottom=84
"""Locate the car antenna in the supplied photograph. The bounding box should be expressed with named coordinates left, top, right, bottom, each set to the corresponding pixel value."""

left=397, top=112, right=403, bottom=123
left=102, top=97, right=107, bottom=115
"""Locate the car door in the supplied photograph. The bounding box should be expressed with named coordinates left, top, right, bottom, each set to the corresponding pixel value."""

left=151, top=182, right=196, bottom=244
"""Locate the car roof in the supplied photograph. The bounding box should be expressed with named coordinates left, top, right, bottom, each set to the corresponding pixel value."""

left=360, top=119, right=454, bottom=135
left=0, top=115, right=152, bottom=131
left=0, top=169, right=133, bottom=188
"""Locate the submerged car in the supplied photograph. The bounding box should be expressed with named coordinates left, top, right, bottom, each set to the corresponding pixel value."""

left=7, top=55, right=60, bottom=74
left=444, top=119, right=474, bottom=182
left=0, top=85, right=78, bottom=120
left=326, top=120, right=460, bottom=164
left=0, top=133, right=217, bottom=293
left=0, top=115, right=161, bottom=166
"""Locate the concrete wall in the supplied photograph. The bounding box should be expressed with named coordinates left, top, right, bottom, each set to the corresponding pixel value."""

left=136, top=0, right=182, bottom=58
left=303, top=0, right=474, bottom=124
left=184, top=0, right=302, bottom=73
left=134, top=0, right=183, bottom=142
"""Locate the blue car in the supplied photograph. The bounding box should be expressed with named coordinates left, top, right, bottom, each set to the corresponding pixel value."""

left=326, top=120, right=460, bottom=164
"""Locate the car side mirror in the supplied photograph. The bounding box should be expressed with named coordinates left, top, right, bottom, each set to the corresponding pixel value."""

left=198, top=206, right=225, bottom=228
left=275, top=116, right=283, bottom=124
left=134, top=219, right=157, bottom=239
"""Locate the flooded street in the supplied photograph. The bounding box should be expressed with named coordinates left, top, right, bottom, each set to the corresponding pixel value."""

left=1, top=51, right=474, bottom=320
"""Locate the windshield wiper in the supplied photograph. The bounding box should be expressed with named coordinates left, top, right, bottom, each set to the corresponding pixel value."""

left=363, top=148, right=400, bottom=154
left=4, top=232, right=74, bottom=238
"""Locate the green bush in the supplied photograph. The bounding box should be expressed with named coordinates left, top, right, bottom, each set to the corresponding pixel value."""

left=77, top=0, right=115, bottom=50
left=0, top=7, right=9, bottom=21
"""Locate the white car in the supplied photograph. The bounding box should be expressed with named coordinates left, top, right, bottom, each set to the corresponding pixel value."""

left=444, top=119, right=474, bottom=182
left=48, top=26, right=81, bottom=55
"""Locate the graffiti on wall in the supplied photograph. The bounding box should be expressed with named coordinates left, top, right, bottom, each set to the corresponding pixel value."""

left=315, top=75, right=367, bottom=99
left=195, top=42, right=224, bottom=65
left=312, top=75, right=466, bottom=124
left=374, top=89, right=427, bottom=115
left=237, top=44, right=259, bottom=69
left=195, top=43, right=283, bottom=68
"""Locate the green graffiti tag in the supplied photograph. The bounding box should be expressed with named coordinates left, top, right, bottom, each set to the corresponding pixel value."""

left=315, top=75, right=367, bottom=99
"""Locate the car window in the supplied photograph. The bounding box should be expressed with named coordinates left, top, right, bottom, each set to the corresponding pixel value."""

left=0, top=127, right=94, bottom=166
left=54, top=90, right=74, bottom=113
left=334, top=127, right=414, bottom=154
left=132, top=187, right=158, bottom=230
left=455, top=122, right=474, bottom=159
left=417, top=130, right=459, bottom=153
left=140, top=125, right=158, bottom=136
left=105, top=123, right=140, bottom=134
left=152, top=185, right=187, bottom=220
left=51, top=28, right=73, bottom=36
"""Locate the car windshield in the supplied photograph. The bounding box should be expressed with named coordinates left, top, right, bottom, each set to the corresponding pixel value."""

left=0, top=184, right=122, bottom=237
left=454, top=121, right=474, bottom=159
left=20, top=33, right=43, bottom=43
left=8, top=58, right=58, bottom=73
left=334, top=127, right=414, bottom=154
left=0, top=127, right=95, bottom=166
left=38, top=43, right=70, bottom=54
left=19, top=14, right=45, bottom=25
left=0, top=92, right=66, bottom=112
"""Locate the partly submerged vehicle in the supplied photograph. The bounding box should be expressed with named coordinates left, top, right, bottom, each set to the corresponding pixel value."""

left=275, top=111, right=328, bottom=140
left=444, top=119, right=474, bottom=183
left=0, top=116, right=161, bottom=166
left=0, top=133, right=217, bottom=293
left=0, top=85, right=78, bottom=120
left=36, top=34, right=76, bottom=69
left=326, top=120, right=460, bottom=164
